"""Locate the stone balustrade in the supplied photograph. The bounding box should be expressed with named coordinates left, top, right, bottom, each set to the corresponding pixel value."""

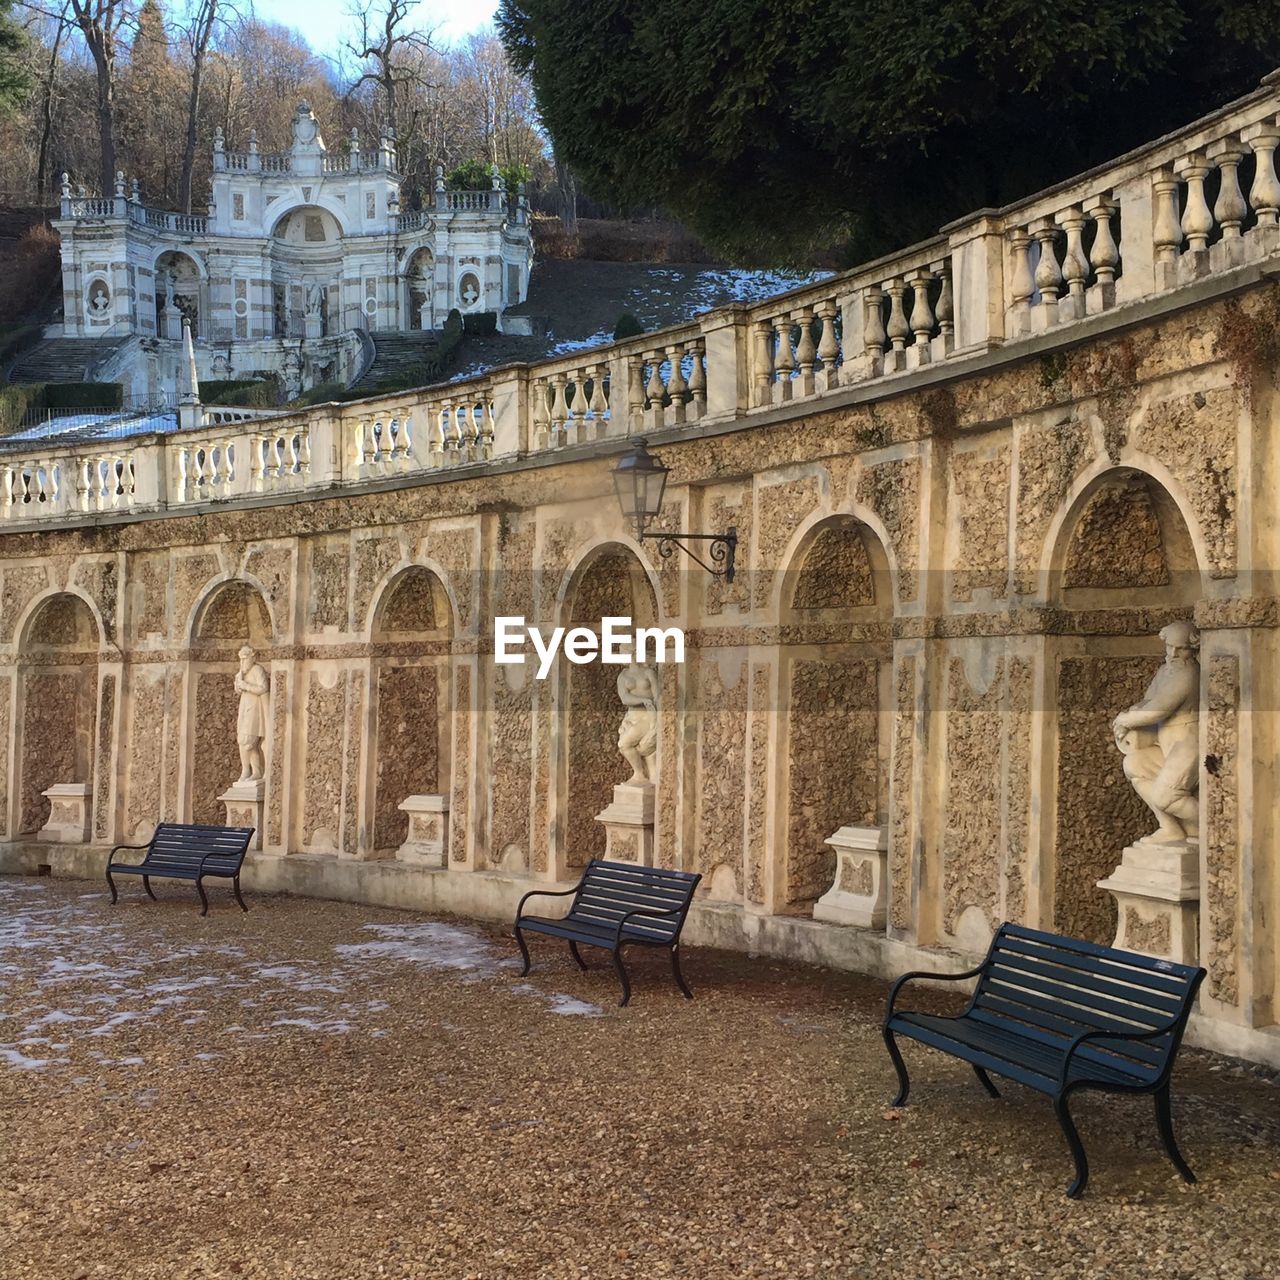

left=16, top=72, right=1280, bottom=531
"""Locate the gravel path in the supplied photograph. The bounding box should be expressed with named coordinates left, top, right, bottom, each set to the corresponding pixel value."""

left=2, top=876, right=1277, bottom=1279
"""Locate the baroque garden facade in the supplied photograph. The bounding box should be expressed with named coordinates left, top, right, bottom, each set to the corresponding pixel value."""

left=2, top=78, right=1279, bottom=1068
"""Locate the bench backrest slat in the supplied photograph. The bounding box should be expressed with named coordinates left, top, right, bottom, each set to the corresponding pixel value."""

left=569, top=860, right=700, bottom=942
left=971, top=923, right=1203, bottom=1081
left=142, top=823, right=254, bottom=873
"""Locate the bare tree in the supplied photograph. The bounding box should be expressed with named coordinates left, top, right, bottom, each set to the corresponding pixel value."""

left=175, top=0, right=223, bottom=211
left=342, top=0, right=433, bottom=143
left=67, top=0, right=133, bottom=192
left=34, top=2, right=70, bottom=195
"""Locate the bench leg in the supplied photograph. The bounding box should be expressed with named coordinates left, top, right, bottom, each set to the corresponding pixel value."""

left=513, top=925, right=532, bottom=977
left=106, top=867, right=118, bottom=905
left=973, top=1065, right=1000, bottom=1098
left=1155, top=1084, right=1196, bottom=1184
left=1054, top=1090, right=1089, bottom=1199
left=670, top=944, right=693, bottom=1000
left=612, top=945, right=632, bottom=1008
left=232, top=875, right=248, bottom=913
left=195, top=877, right=209, bottom=918
left=883, top=1026, right=911, bottom=1107
left=142, top=875, right=157, bottom=902
left=568, top=940, right=588, bottom=971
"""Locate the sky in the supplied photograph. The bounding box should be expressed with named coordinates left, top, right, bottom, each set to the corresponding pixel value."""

left=250, top=0, right=500, bottom=58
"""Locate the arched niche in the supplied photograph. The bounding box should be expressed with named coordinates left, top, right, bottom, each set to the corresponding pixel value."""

left=407, top=248, right=435, bottom=331
left=16, top=594, right=101, bottom=834
left=1046, top=468, right=1202, bottom=943
left=367, top=566, right=455, bottom=855
left=268, top=206, right=344, bottom=338
left=187, top=581, right=273, bottom=824
left=559, top=546, right=660, bottom=871
left=154, top=249, right=206, bottom=337
left=778, top=517, right=893, bottom=909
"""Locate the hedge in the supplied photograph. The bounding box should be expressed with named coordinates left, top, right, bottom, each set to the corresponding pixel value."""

left=43, top=382, right=123, bottom=410
left=462, top=310, right=498, bottom=337
left=0, top=383, right=46, bottom=432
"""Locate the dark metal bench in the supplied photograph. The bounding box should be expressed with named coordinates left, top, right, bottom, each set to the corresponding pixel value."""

left=883, top=921, right=1205, bottom=1198
left=106, top=823, right=255, bottom=917
left=514, top=859, right=702, bottom=1006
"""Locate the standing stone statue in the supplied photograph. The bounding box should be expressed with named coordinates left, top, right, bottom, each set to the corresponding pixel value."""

left=235, top=646, right=270, bottom=782
left=306, top=281, right=325, bottom=315
left=1112, top=621, right=1200, bottom=843
left=616, top=663, right=659, bottom=785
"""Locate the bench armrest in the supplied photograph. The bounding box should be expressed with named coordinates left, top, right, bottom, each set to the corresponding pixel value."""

left=106, top=842, right=151, bottom=866
left=884, top=965, right=986, bottom=1022
left=515, top=884, right=579, bottom=919
left=614, top=905, right=681, bottom=945
left=1057, top=1017, right=1187, bottom=1091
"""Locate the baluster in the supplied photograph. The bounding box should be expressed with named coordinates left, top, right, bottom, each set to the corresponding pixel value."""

left=2, top=465, right=12, bottom=516
left=268, top=435, right=284, bottom=483
left=794, top=308, right=817, bottom=395
left=686, top=343, right=706, bottom=419
left=752, top=319, right=774, bottom=406
left=120, top=456, right=135, bottom=504
left=907, top=272, right=934, bottom=359
left=437, top=400, right=455, bottom=460
left=1031, top=221, right=1063, bottom=325
left=298, top=429, right=312, bottom=475
left=815, top=300, right=840, bottom=391
left=426, top=406, right=445, bottom=466
left=550, top=375, right=569, bottom=446
left=1057, top=207, right=1090, bottom=320
left=1245, top=124, right=1280, bottom=228
left=532, top=379, right=550, bottom=451
left=1175, top=153, right=1213, bottom=253
left=933, top=263, right=954, bottom=351
left=75, top=456, right=91, bottom=512
left=626, top=354, right=646, bottom=433
left=773, top=315, right=796, bottom=403
left=863, top=286, right=886, bottom=373
left=562, top=375, right=581, bottom=444
left=589, top=363, right=609, bottom=436
left=885, top=279, right=909, bottom=363
left=1086, top=199, right=1120, bottom=299
left=386, top=417, right=403, bottom=464
left=476, top=394, right=494, bottom=457
left=1210, top=142, right=1247, bottom=241
left=1151, top=167, right=1183, bottom=278
left=661, top=346, right=684, bottom=426
left=1008, top=228, right=1034, bottom=334
left=644, top=351, right=665, bottom=428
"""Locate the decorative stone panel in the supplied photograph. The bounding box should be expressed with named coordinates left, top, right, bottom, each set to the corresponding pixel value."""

left=126, top=671, right=166, bottom=839
left=888, top=655, right=918, bottom=932
left=302, top=671, right=345, bottom=849
left=192, top=671, right=239, bottom=823
left=0, top=565, right=52, bottom=642
left=694, top=653, right=748, bottom=881
left=948, top=446, right=1011, bottom=601
left=791, top=525, right=875, bottom=610
left=491, top=663, right=533, bottom=872
left=1014, top=415, right=1097, bottom=595
left=753, top=474, right=821, bottom=609
left=856, top=456, right=919, bottom=601
left=308, top=539, right=351, bottom=631
left=267, top=667, right=289, bottom=846
left=786, top=657, right=879, bottom=905
left=450, top=663, right=471, bottom=865
left=745, top=662, right=772, bottom=904
left=342, top=671, right=365, bottom=854
left=73, top=558, right=119, bottom=643
left=1063, top=483, right=1171, bottom=589
left=93, top=674, right=115, bottom=839
left=372, top=664, right=439, bottom=852
left=1204, top=654, right=1240, bottom=1004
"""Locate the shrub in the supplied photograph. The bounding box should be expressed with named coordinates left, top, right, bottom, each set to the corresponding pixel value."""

left=0, top=382, right=45, bottom=432
left=462, top=310, right=498, bottom=337
left=612, top=313, right=644, bottom=341
left=202, top=377, right=280, bottom=409
left=0, top=224, right=62, bottom=321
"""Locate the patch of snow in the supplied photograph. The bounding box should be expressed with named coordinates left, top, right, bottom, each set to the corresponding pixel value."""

left=545, top=994, right=605, bottom=1018
left=335, top=921, right=508, bottom=978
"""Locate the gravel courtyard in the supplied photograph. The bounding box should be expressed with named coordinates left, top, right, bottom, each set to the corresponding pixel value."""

left=1, top=877, right=1277, bottom=1280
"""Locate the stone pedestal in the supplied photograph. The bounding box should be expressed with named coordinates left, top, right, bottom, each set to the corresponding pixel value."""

left=595, top=782, right=655, bottom=865
left=1097, top=837, right=1199, bottom=965
left=396, top=794, right=449, bottom=867
left=813, top=824, right=889, bottom=928
left=38, top=782, right=91, bottom=843
left=161, top=306, right=182, bottom=340
left=304, top=312, right=322, bottom=339
left=218, top=778, right=265, bottom=849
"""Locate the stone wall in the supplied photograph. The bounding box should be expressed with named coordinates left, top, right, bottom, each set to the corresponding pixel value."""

left=1, top=284, right=1276, bottom=1062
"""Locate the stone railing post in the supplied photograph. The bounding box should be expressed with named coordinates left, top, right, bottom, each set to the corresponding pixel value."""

left=306, top=408, right=344, bottom=486
left=1112, top=171, right=1156, bottom=304
left=489, top=365, right=528, bottom=458
left=943, top=211, right=1005, bottom=352
left=699, top=306, right=749, bottom=422
left=128, top=440, right=168, bottom=510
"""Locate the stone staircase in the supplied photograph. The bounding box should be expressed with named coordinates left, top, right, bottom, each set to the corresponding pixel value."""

left=350, top=331, right=442, bottom=390
left=8, top=336, right=130, bottom=385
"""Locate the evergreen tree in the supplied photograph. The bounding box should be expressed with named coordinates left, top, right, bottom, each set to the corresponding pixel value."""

left=499, top=0, right=1280, bottom=263
left=0, top=0, right=29, bottom=114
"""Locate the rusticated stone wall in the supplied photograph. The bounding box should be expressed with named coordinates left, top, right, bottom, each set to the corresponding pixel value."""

left=372, top=664, right=439, bottom=853
left=1204, top=655, right=1240, bottom=1004
left=0, top=282, right=1276, bottom=1063
left=1054, top=655, right=1157, bottom=943
left=191, top=671, right=238, bottom=824
left=785, top=657, right=879, bottom=905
